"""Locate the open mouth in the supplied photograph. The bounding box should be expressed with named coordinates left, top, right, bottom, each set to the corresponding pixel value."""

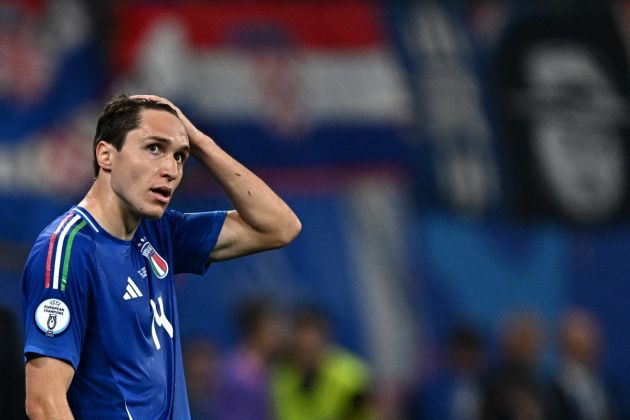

left=150, top=187, right=172, bottom=202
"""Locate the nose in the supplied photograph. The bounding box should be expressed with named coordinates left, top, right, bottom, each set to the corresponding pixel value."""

left=160, top=156, right=179, bottom=181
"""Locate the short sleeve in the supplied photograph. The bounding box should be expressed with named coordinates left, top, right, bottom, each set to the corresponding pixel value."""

left=22, top=230, right=92, bottom=370
left=164, top=209, right=227, bottom=275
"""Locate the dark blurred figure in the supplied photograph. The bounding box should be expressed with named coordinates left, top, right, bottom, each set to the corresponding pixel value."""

left=407, top=323, right=486, bottom=420
left=482, top=311, right=548, bottom=420
left=215, top=298, right=286, bottom=420
left=547, top=308, right=624, bottom=420
left=183, top=339, right=219, bottom=420
left=0, top=307, right=26, bottom=419
left=271, top=305, right=374, bottom=420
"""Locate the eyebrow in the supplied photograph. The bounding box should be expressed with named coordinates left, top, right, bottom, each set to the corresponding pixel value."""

left=147, top=136, right=190, bottom=154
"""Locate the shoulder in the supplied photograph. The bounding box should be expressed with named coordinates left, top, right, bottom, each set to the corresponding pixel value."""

left=142, top=209, right=182, bottom=234
left=53, top=210, right=97, bottom=256
left=160, top=208, right=228, bottom=227
left=27, top=210, right=95, bottom=259
left=23, top=209, right=97, bottom=288
left=327, top=348, right=369, bottom=370
left=323, top=348, right=370, bottom=387
left=145, top=208, right=227, bottom=236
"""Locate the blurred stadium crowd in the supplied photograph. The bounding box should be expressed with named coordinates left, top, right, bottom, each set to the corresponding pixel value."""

left=2, top=0, right=630, bottom=418
left=179, top=301, right=626, bottom=420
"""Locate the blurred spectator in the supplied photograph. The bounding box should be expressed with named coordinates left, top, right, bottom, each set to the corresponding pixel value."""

left=407, top=323, right=486, bottom=420
left=482, top=311, right=548, bottom=420
left=183, top=338, right=219, bottom=420
left=0, top=307, right=25, bottom=419
left=271, top=305, right=374, bottom=420
left=215, top=298, right=286, bottom=420
left=546, top=308, right=624, bottom=420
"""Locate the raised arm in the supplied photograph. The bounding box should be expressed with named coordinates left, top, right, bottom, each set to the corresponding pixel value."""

left=191, top=136, right=301, bottom=261
left=26, top=357, right=75, bottom=419
left=131, top=95, right=301, bottom=261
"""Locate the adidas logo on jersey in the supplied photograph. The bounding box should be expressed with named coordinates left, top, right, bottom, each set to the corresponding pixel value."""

left=123, top=277, right=143, bottom=300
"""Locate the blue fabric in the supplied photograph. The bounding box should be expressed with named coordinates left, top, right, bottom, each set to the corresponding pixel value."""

left=22, top=206, right=226, bottom=419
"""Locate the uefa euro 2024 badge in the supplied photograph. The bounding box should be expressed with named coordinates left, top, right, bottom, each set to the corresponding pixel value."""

left=35, top=299, right=70, bottom=337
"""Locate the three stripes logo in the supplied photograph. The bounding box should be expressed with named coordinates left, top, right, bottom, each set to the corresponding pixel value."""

left=140, top=241, right=168, bottom=279
left=123, top=277, right=143, bottom=300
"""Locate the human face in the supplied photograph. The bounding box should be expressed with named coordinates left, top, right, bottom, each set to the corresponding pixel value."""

left=109, top=109, right=189, bottom=220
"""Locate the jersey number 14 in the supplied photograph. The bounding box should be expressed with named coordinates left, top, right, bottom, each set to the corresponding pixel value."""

left=150, top=297, right=173, bottom=350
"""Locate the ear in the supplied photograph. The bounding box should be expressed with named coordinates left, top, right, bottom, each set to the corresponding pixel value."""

left=95, top=141, right=115, bottom=173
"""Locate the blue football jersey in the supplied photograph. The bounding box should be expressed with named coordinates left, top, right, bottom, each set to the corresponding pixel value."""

left=22, top=205, right=226, bottom=419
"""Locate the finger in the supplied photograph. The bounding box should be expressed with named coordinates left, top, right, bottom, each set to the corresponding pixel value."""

left=129, top=95, right=182, bottom=116
left=130, top=94, right=165, bottom=103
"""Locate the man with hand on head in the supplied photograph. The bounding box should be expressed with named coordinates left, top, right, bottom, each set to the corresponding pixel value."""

left=22, top=94, right=301, bottom=419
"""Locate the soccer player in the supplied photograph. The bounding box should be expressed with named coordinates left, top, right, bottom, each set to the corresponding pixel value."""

left=22, top=94, right=301, bottom=419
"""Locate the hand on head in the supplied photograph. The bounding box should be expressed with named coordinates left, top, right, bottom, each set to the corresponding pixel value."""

left=130, top=94, right=209, bottom=150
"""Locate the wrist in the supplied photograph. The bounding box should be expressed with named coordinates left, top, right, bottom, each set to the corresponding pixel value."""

left=190, top=133, right=217, bottom=157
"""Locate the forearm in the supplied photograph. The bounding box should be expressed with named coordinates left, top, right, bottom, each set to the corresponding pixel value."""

left=192, top=134, right=300, bottom=241
left=26, top=395, right=74, bottom=420
left=26, top=358, right=75, bottom=420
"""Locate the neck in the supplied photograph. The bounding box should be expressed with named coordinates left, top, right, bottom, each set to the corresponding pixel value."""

left=79, top=177, right=141, bottom=240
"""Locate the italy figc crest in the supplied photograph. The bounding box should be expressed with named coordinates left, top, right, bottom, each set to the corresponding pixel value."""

left=141, top=241, right=169, bottom=279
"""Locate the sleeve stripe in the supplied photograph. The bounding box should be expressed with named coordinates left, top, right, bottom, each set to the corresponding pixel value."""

left=52, top=215, right=82, bottom=290
left=44, top=212, right=75, bottom=289
left=73, top=206, right=99, bottom=233
left=60, top=220, right=87, bottom=292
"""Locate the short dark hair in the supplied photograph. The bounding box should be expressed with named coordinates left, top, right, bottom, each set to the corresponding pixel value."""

left=92, top=94, right=178, bottom=176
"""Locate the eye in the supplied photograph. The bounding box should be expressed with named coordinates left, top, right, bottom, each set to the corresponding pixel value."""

left=174, top=153, right=187, bottom=164
left=148, top=144, right=159, bottom=153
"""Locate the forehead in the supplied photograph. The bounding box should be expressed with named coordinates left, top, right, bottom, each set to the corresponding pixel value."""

left=135, top=108, right=187, bottom=143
